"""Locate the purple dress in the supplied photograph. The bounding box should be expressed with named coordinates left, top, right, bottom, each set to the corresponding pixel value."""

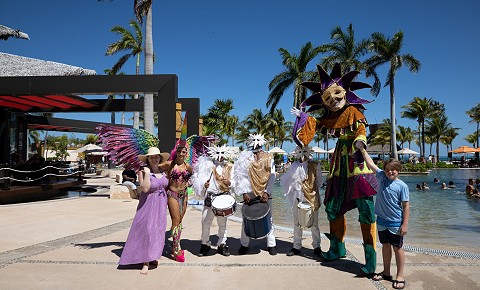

left=119, top=173, right=169, bottom=265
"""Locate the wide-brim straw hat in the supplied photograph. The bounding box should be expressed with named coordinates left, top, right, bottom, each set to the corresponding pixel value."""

left=138, top=147, right=170, bottom=163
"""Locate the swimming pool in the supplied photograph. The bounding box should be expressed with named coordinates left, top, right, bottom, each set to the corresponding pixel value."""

left=262, top=168, right=480, bottom=254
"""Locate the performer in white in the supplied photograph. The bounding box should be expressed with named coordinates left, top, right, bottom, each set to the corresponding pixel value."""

left=233, top=133, right=277, bottom=255
left=192, top=145, right=234, bottom=257
left=281, top=145, right=323, bottom=257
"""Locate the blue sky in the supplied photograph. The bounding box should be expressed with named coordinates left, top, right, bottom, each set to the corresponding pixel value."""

left=2, top=0, right=479, bottom=156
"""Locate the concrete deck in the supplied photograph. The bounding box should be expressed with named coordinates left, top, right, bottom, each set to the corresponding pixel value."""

left=0, top=174, right=479, bottom=289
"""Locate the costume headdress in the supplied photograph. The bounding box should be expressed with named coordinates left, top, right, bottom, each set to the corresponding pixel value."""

left=207, top=144, right=230, bottom=161
left=96, top=124, right=159, bottom=171
left=247, top=133, right=267, bottom=150
left=176, top=113, right=188, bottom=148
left=293, top=145, right=314, bottom=161
left=300, top=63, right=372, bottom=113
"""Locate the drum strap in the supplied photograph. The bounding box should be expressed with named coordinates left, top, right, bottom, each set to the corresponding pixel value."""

left=302, top=161, right=321, bottom=211
left=248, top=153, right=272, bottom=197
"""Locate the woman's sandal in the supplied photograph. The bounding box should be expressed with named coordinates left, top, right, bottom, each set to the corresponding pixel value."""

left=372, top=272, right=393, bottom=281
left=392, top=280, right=406, bottom=289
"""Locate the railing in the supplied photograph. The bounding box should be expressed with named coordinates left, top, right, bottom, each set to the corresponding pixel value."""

left=0, top=164, right=83, bottom=190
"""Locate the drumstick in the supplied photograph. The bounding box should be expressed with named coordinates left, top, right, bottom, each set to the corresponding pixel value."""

left=202, top=171, right=214, bottom=197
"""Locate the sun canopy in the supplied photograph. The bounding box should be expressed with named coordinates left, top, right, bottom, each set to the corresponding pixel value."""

left=268, top=147, right=287, bottom=154
left=397, top=148, right=419, bottom=155
left=74, top=144, right=103, bottom=153
left=311, top=146, right=328, bottom=153
left=449, top=145, right=478, bottom=154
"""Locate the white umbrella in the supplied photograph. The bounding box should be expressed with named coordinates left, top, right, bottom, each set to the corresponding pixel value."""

left=327, top=148, right=335, bottom=154
left=89, top=151, right=107, bottom=156
left=312, top=146, right=328, bottom=153
left=397, top=148, right=419, bottom=155
left=74, top=144, right=103, bottom=153
left=268, top=146, right=287, bottom=154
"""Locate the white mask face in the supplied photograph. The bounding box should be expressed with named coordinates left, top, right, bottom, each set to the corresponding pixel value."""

left=321, top=84, right=346, bottom=111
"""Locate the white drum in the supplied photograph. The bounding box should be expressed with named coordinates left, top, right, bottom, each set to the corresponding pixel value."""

left=211, top=194, right=237, bottom=217
left=297, top=202, right=314, bottom=228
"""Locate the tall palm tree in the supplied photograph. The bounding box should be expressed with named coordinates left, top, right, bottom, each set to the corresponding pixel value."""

left=440, top=127, right=459, bottom=161
left=224, top=115, right=239, bottom=146
left=106, top=19, right=143, bottom=129
left=401, top=97, right=442, bottom=157
left=264, top=109, right=288, bottom=147
left=466, top=103, right=480, bottom=148
left=243, top=108, right=267, bottom=135
left=426, top=113, right=454, bottom=162
left=134, top=0, right=154, bottom=134
left=365, top=31, right=421, bottom=159
left=464, top=133, right=478, bottom=147
left=397, top=125, right=414, bottom=149
left=318, top=24, right=378, bottom=94
left=267, top=42, right=322, bottom=112
left=202, top=99, right=235, bottom=144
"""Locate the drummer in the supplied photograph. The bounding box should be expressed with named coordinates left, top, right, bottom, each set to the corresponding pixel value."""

left=192, top=144, right=235, bottom=257
left=280, top=145, right=322, bottom=257
left=233, top=133, right=277, bottom=255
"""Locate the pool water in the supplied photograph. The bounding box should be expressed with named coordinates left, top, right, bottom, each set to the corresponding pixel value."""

left=246, top=168, right=480, bottom=254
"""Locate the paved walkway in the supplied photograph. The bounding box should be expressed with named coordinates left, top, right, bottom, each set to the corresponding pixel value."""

left=0, top=175, right=479, bottom=289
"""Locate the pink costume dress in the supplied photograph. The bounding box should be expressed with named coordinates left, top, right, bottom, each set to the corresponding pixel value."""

left=119, top=173, right=169, bottom=265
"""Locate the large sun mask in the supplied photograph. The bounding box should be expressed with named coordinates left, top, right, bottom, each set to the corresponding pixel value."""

left=321, top=83, right=347, bottom=112
left=293, top=146, right=313, bottom=161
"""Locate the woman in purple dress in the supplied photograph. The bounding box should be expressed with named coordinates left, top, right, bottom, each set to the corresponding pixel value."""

left=119, top=147, right=170, bottom=275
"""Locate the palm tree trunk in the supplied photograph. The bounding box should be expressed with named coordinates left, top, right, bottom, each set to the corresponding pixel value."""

left=390, top=79, right=398, bottom=159
left=134, top=50, right=141, bottom=129
left=143, top=6, right=154, bottom=134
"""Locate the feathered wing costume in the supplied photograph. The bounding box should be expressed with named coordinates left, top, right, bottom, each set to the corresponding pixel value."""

left=293, top=63, right=379, bottom=274
left=96, top=124, right=158, bottom=171
left=170, top=113, right=219, bottom=166
left=191, top=155, right=215, bottom=198
left=232, top=150, right=254, bottom=196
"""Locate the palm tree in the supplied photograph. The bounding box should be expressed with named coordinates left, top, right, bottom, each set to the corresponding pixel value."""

left=440, top=128, right=459, bottom=161
left=365, top=31, right=421, bottom=159
left=224, top=115, right=239, bottom=146
left=318, top=24, right=377, bottom=94
left=426, top=113, right=454, bottom=162
left=401, top=97, right=442, bottom=158
left=106, top=19, right=143, bottom=129
left=464, top=133, right=478, bottom=147
left=267, top=42, right=322, bottom=112
left=397, top=125, right=414, bottom=149
left=28, top=129, right=41, bottom=155
left=134, top=0, right=154, bottom=134
left=369, top=119, right=392, bottom=159
left=275, top=121, right=293, bottom=149
left=202, top=99, right=235, bottom=144
left=263, top=109, right=288, bottom=147
left=466, top=104, right=480, bottom=148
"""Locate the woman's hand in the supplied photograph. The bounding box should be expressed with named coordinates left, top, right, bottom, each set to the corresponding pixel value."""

left=242, top=193, right=251, bottom=203
left=142, top=167, right=151, bottom=175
